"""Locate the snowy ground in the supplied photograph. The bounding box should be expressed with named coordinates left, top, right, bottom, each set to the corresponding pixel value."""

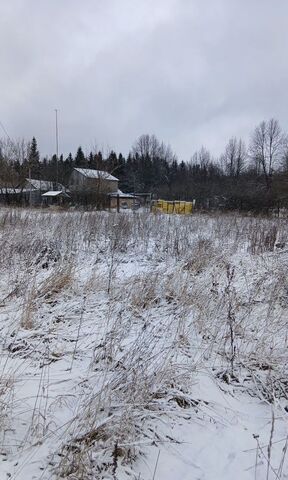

left=0, top=207, right=288, bottom=479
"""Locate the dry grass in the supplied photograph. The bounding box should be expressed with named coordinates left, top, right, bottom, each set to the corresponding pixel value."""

left=0, top=208, right=288, bottom=478
left=37, top=263, right=74, bottom=301
left=21, top=283, right=37, bottom=329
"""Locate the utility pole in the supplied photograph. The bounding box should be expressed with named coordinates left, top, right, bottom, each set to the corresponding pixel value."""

left=133, top=173, right=136, bottom=212
left=55, top=109, right=59, bottom=187
left=29, top=165, right=32, bottom=207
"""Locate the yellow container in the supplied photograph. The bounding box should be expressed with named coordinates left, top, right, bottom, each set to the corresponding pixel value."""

left=152, top=199, right=193, bottom=215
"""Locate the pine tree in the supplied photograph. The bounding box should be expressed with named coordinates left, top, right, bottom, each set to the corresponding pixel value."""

left=65, top=153, right=74, bottom=167
left=28, top=137, right=40, bottom=177
left=75, top=147, right=86, bottom=167
left=88, top=152, right=95, bottom=169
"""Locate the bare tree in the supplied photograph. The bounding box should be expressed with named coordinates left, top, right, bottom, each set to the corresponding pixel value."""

left=0, top=137, right=30, bottom=189
left=250, top=118, right=284, bottom=189
left=132, top=134, right=156, bottom=160
left=191, top=146, right=212, bottom=170
left=132, top=134, right=176, bottom=164
left=236, top=139, right=247, bottom=177
left=0, top=137, right=29, bottom=164
left=221, top=137, right=246, bottom=177
left=221, top=137, right=236, bottom=176
left=280, top=136, right=288, bottom=172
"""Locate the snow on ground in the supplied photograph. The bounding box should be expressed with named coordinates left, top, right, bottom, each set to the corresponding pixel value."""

left=0, top=207, right=288, bottom=479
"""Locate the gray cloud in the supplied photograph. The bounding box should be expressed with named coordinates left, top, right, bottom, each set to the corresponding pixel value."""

left=1, top=0, right=288, bottom=160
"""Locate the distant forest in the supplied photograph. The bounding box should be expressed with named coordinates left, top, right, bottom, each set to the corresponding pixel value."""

left=1, top=117, right=288, bottom=211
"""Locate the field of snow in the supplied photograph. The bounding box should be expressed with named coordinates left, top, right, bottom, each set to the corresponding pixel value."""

left=0, top=207, right=288, bottom=480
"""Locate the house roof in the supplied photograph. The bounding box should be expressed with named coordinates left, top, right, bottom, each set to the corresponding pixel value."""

left=42, top=191, right=70, bottom=197
left=0, top=188, right=30, bottom=194
left=26, top=179, right=65, bottom=191
left=74, top=168, right=118, bottom=181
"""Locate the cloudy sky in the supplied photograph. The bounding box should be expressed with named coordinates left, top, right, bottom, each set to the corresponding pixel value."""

left=1, top=0, right=288, bottom=161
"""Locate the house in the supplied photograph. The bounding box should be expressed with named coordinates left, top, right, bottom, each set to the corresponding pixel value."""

left=24, top=178, right=66, bottom=205
left=69, top=168, right=118, bottom=194
left=0, top=187, right=30, bottom=204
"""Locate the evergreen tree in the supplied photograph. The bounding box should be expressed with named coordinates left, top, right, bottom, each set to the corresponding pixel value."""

left=28, top=137, right=40, bottom=177
left=88, top=152, right=95, bottom=169
left=75, top=147, right=86, bottom=167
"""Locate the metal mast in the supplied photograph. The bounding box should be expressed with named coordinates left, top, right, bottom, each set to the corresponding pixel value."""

left=55, top=109, right=59, bottom=186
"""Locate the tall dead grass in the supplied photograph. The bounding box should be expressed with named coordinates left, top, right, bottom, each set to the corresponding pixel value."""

left=0, top=208, right=288, bottom=478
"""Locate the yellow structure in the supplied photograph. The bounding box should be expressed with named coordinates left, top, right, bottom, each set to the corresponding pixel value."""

left=152, top=199, right=193, bottom=215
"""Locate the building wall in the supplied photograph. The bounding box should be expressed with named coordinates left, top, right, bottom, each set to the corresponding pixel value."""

left=110, top=196, right=138, bottom=209
left=69, top=170, right=84, bottom=189
left=69, top=170, right=118, bottom=193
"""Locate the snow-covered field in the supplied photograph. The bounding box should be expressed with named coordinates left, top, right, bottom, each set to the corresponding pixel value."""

left=0, top=207, right=288, bottom=480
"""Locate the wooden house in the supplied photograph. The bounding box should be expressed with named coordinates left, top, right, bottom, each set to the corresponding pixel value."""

left=69, top=168, right=119, bottom=194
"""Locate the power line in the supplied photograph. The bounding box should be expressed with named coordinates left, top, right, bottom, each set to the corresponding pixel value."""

left=0, top=120, right=11, bottom=141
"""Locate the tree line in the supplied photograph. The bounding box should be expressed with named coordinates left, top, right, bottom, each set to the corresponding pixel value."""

left=1, top=117, right=288, bottom=211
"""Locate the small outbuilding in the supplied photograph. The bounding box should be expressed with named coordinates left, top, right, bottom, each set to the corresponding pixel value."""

left=108, top=190, right=140, bottom=210
left=42, top=190, right=70, bottom=206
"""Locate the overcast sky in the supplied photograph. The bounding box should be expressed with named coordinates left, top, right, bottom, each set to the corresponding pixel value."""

left=1, top=0, right=288, bottom=161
